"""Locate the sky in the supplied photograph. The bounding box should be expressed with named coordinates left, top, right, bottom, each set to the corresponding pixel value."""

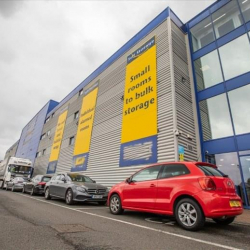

left=0, top=0, right=215, bottom=160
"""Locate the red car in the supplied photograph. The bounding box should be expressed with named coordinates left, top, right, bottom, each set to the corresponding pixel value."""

left=108, top=162, right=243, bottom=231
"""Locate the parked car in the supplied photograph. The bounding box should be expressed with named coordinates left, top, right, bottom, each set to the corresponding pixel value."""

left=44, top=172, right=109, bottom=205
left=22, top=175, right=52, bottom=195
left=6, top=177, right=28, bottom=192
left=108, top=162, right=243, bottom=231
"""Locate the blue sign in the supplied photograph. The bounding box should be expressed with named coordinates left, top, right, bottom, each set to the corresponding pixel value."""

left=46, top=161, right=57, bottom=174
left=127, top=37, right=155, bottom=64
left=71, top=153, right=89, bottom=172
left=178, top=145, right=185, bottom=154
left=120, top=135, right=157, bottom=167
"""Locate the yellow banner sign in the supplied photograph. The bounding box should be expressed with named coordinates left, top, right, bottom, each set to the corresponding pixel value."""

left=73, top=85, right=98, bottom=156
left=121, top=38, right=157, bottom=144
left=49, top=110, right=68, bottom=162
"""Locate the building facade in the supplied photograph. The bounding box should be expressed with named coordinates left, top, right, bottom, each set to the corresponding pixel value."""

left=5, top=0, right=250, bottom=209
left=14, top=100, right=58, bottom=163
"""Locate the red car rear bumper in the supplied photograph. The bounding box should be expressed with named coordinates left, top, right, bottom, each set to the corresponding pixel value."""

left=193, top=192, right=243, bottom=218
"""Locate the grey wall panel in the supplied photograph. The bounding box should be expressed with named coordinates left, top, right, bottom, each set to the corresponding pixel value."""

left=4, top=140, right=19, bottom=160
left=33, top=154, right=50, bottom=175
left=171, top=21, right=198, bottom=162
left=57, top=146, right=74, bottom=173
left=34, top=18, right=180, bottom=186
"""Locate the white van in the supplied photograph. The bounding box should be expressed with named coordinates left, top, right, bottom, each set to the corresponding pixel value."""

left=0, top=157, right=33, bottom=189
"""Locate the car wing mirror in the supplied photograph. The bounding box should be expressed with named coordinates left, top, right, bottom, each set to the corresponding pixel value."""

left=126, top=177, right=132, bottom=184
left=61, top=177, right=67, bottom=183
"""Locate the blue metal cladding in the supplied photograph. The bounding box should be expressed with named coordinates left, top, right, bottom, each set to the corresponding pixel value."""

left=15, top=100, right=59, bottom=163
left=186, top=0, right=250, bottom=208
left=186, top=0, right=250, bottom=158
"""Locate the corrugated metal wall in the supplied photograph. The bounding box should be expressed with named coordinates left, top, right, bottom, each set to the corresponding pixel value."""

left=15, top=101, right=57, bottom=164
left=34, top=17, right=199, bottom=186
left=171, top=21, right=198, bottom=161
left=4, top=140, right=19, bottom=160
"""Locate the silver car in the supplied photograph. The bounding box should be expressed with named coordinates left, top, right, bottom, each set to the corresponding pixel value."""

left=6, top=177, right=28, bottom=192
left=44, top=172, right=109, bottom=205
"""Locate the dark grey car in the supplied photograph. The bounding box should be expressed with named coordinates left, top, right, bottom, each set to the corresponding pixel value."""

left=44, top=173, right=109, bottom=205
left=23, top=175, right=52, bottom=195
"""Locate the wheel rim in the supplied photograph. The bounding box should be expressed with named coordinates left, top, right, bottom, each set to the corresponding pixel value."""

left=178, top=202, right=197, bottom=227
left=110, top=196, right=120, bottom=213
left=66, top=190, right=72, bottom=203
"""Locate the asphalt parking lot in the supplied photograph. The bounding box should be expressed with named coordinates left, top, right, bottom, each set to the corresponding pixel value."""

left=0, top=190, right=250, bottom=250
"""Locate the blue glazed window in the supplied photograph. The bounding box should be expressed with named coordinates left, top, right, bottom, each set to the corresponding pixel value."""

left=190, top=16, right=215, bottom=52
left=219, top=34, right=250, bottom=80
left=199, top=94, right=233, bottom=141
left=228, top=84, right=250, bottom=135
left=239, top=0, right=250, bottom=23
left=194, top=50, right=223, bottom=91
left=212, top=0, right=242, bottom=39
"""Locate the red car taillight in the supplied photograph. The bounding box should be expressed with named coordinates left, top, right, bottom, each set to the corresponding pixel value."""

left=198, top=177, right=216, bottom=191
left=38, top=182, right=46, bottom=185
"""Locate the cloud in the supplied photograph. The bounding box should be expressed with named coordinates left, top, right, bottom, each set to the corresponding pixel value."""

left=0, top=1, right=215, bottom=159
left=0, top=0, right=24, bottom=18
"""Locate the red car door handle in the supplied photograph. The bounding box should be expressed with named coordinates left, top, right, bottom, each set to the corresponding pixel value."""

left=150, top=184, right=156, bottom=187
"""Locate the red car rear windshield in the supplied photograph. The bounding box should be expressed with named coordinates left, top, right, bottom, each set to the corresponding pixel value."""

left=197, top=165, right=228, bottom=177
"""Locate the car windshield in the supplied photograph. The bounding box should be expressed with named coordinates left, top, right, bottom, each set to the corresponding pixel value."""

left=8, top=165, right=32, bottom=174
left=197, top=165, right=228, bottom=177
left=42, top=176, right=51, bottom=182
left=68, top=174, right=94, bottom=183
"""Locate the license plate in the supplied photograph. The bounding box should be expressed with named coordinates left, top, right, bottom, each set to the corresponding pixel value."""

left=229, top=201, right=241, bottom=207
left=92, top=195, right=103, bottom=199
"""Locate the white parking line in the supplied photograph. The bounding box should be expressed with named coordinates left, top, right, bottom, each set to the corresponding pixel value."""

left=75, top=207, right=109, bottom=210
left=15, top=193, right=241, bottom=250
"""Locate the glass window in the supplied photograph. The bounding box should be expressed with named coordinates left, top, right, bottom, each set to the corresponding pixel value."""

left=45, top=117, right=50, bottom=123
left=40, top=133, right=46, bottom=140
left=74, top=111, right=79, bottom=119
left=228, top=84, right=250, bottom=134
left=55, top=175, right=62, bottom=181
left=68, top=174, right=94, bottom=183
left=47, top=130, right=51, bottom=136
left=239, top=150, right=250, bottom=155
left=205, top=152, right=242, bottom=187
left=69, top=136, right=75, bottom=146
left=240, top=156, right=250, bottom=205
left=239, top=0, right=250, bottom=23
left=159, top=164, right=190, bottom=179
left=194, top=50, right=223, bottom=91
left=199, top=94, right=233, bottom=141
left=197, top=165, right=227, bottom=177
left=42, top=176, right=51, bottom=182
left=132, top=165, right=161, bottom=182
left=190, top=16, right=215, bottom=52
left=212, top=0, right=242, bottom=39
left=36, top=151, right=41, bottom=157
left=79, top=89, right=84, bottom=96
left=219, top=34, right=250, bottom=80
left=42, top=149, right=46, bottom=155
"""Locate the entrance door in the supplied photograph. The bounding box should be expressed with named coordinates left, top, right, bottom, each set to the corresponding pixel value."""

left=240, top=156, right=250, bottom=207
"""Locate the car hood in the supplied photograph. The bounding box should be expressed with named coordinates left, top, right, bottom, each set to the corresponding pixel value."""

left=72, top=182, right=106, bottom=189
